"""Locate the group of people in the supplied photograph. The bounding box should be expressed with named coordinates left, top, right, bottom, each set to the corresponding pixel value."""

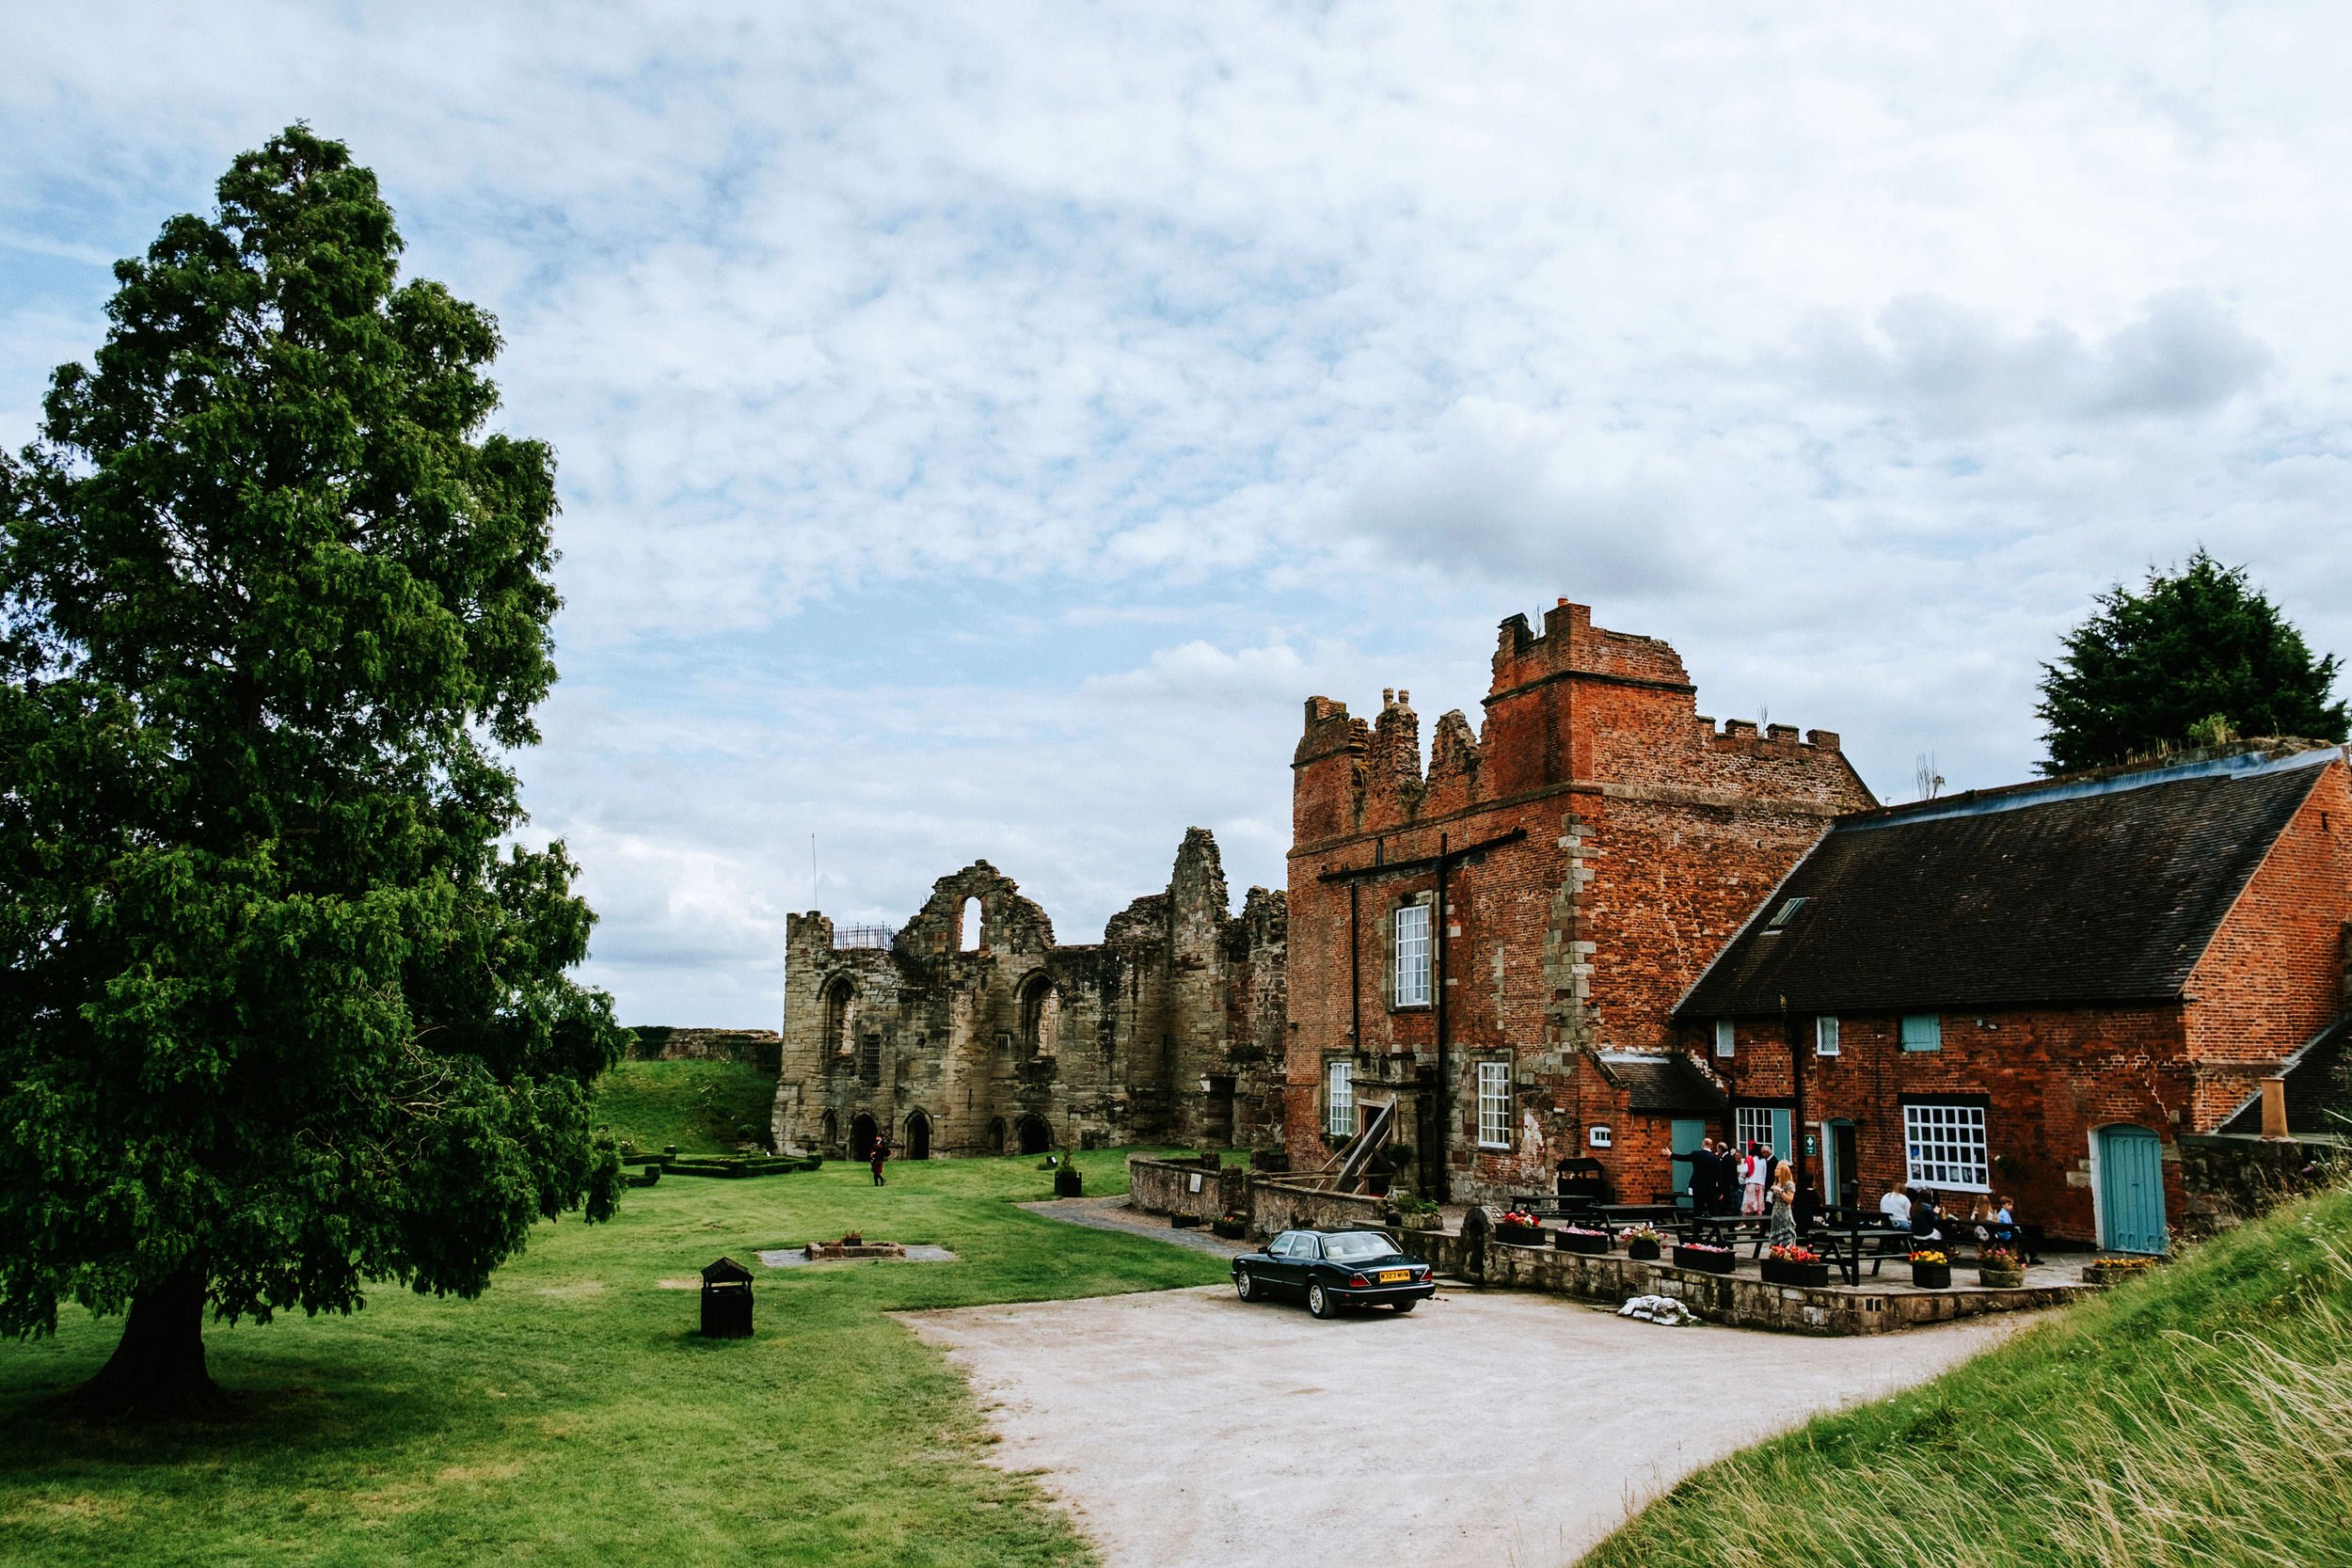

left=1878, top=1181, right=2019, bottom=1247
left=1664, top=1138, right=1801, bottom=1245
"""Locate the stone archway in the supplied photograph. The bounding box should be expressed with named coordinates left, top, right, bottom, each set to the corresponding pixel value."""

left=905, top=1109, right=931, bottom=1161
left=1016, top=1114, right=1053, bottom=1156
left=850, top=1113, right=880, bottom=1162
left=986, top=1117, right=1008, bottom=1154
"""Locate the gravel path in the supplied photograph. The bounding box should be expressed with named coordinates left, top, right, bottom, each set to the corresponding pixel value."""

left=901, top=1282, right=2031, bottom=1568
left=1017, top=1196, right=1250, bottom=1258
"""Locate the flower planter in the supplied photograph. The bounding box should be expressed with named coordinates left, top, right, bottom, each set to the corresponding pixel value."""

left=1673, top=1244, right=1735, bottom=1275
left=1053, top=1168, right=1083, bottom=1198
left=2085, top=1259, right=2160, bottom=1286
left=1626, top=1239, right=1661, bottom=1261
left=1762, top=1258, right=1830, bottom=1288
left=1977, top=1266, right=2026, bottom=1290
left=1210, top=1218, right=1248, bottom=1240
left=1910, top=1261, right=1951, bottom=1290
left=1495, top=1223, right=1549, bottom=1248
left=1555, top=1230, right=1611, bottom=1256
left=1169, top=1213, right=1202, bottom=1228
left=1394, top=1210, right=1443, bottom=1232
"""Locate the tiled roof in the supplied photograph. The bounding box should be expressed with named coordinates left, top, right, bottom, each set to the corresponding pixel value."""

left=1595, top=1051, right=1727, bottom=1114
left=2216, top=1014, right=2352, bottom=1137
left=1677, top=747, right=2337, bottom=1019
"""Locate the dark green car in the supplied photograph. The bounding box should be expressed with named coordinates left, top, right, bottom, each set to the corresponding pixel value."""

left=1232, top=1228, right=1436, bottom=1319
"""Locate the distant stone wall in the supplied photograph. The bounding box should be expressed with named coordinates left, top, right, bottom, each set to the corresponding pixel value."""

left=2177, top=1133, right=2346, bottom=1239
left=630, top=1026, right=783, bottom=1076
left=1127, top=1155, right=1248, bottom=1222
left=1246, top=1179, right=1392, bottom=1239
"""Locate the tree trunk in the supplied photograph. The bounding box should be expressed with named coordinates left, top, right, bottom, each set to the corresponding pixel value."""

left=73, top=1270, right=225, bottom=1418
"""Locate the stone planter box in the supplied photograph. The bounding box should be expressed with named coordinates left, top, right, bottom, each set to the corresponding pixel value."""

left=1762, top=1258, right=1831, bottom=1288
left=1625, top=1239, right=1661, bottom=1261
left=2085, top=1259, right=2161, bottom=1286
left=1495, top=1223, right=1549, bottom=1247
left=1169, top=1213, right=1202, bottom=1228
left=1910, top=1260, right=1952, bottom=1290
left=1977, top=1266, right=2026, bottom=1290
left=1555, top=1229, right=1611, bottom=1256
left=1211, top=1218, right=1248, bottom=1240
left=1053, top=1168, right=1084, bottom=1198
left=1394, top=1211, right=1443, bottom=1232
left=1673, top=1244, right=1735, bottom=1275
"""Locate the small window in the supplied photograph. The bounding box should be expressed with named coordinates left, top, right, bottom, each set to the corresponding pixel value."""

left=1900, top=1013, right=1942, bottom=1053
left=959, top=896, right=982, bottom=952
left=1477, top=1061, right=1510, bottom=1149
left=1392, top=902, right=1431, bottom=1007
left=1816, top=1016, right=1840, bottom=1056
left=1904, top=1101, right=1989, bottom=1192
left=1736, top=1105, right=1775, bottom=1155
left=1764, top=896, right=1810, bottom=931
left=1714, top=1020, right=1735, bottom=1058
left=1327, top=1059, right=1354, bottom=1137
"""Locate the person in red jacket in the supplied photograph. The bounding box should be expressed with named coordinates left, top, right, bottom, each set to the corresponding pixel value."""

left=869, top=1139, right=889, bottom=1187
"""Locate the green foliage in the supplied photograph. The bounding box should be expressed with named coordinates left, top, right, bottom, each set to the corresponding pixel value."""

left=1586, top=1181, right=2352, bottom=1568
left=0, top=125, right=622, bottom=1344
left=0, top=1149, right=1210, bottom=1566
left=592, top=1060, right=780, bottom=1155
left=2038, top=550, right=2348, bottom=773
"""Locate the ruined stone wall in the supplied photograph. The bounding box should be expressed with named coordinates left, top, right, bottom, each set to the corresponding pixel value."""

left=1283, top=598, right=1872, bottom=1207
left=774, top=832, right=1286, bottom=1159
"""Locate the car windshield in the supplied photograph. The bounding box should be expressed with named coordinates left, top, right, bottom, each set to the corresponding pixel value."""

left=1320, top=1232, right=1396, bottom=1262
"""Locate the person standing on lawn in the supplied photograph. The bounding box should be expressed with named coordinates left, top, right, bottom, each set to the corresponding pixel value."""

left=869, top=1140, right=889, bottom=1187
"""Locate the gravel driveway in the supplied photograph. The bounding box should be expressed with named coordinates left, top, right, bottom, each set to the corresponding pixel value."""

left=900, top=1282, right=2028, bottom=1568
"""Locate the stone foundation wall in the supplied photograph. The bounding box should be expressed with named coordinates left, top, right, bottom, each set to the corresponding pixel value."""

left=1127, top=1155, right=1249, bottom=1222
left=2177, top=1133, right=2347, bottom=1238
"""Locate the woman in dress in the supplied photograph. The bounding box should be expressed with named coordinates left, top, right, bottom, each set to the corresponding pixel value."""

left=1740, top=1142, right=1769, bottom=1216
left=1768, top=1160, right=1799, bottom=1249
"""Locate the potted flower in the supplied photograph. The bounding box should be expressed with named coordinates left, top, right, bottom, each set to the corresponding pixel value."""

left=1555, top=1224, right=1611, bottom=1256
left=1495, top=1209, right=1549, bottom=1246
left=1977, top=1245, right=2026, bottom=1290
left=1619, top=1225, right=1664, bottom=1261
left=1909, top=1249, right=1951, bottom=1290
left=1211, top=1212, right=1248, bottom=1240
left=1053, top=1161, right=1084, bottom=1198
left=1762, top=1243, right=1830, bottom=1288
left=1391, top=1197, right=1444, bottom=1232
left=1672, top=1240, right=1736, bottom=1275
left=2085, top=1255, right=2161, bottom=1286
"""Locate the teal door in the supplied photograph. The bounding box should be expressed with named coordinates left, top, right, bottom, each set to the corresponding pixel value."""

left=1768, top=1109, right=1793, bottom=1172
left=1669, top=1118, right=1707, bottom=1209
left=2097, top=1125, right=2168, bottom=1254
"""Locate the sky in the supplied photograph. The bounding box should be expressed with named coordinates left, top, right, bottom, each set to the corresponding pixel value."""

left=7, top=4, right=2350, bottom=1026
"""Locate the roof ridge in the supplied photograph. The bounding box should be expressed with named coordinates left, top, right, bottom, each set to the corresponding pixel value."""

left=1836, top=743, right=2339, bottom=835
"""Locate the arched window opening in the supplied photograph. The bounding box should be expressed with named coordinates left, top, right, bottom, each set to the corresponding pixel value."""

left=820, top=976, right=856, bottom=1058
left=960, top=896, right=983, bottom=952
left=820, top=1109, right=839, bottom=1148
left=850, top=1113, right=880, bottom=1162
left=905, top=1109, right=931, bottom=1161
left=858, top=1033, right=883, bottom=1087
left=1018, top=972, right=1058, bottom=1060
left=986, top=1117, right=1008, bottom=1153
left=1016, top=1115, right=1054, bottom=1156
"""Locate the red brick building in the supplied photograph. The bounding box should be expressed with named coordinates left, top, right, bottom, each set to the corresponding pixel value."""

left=1677, top=743, right=2352, bottom=1250
left=1283, top=600, right=1873, bottom=1203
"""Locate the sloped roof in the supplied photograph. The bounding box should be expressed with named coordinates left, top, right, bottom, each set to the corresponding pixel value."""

left=2216, top=1014, right=2352, bottom=1137
left=1595, top=1051, right=1727, bottom=1115
left=1677, top=747, right=2337, bottom=1019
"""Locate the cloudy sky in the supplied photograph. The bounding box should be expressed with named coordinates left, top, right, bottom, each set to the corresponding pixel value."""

left=8, top=4, right=2349, bottom=1025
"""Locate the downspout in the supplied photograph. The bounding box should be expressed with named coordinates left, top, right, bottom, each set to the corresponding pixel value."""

left=1434, top=832, right=1450, bottom=1203
left=1788, top=1001, right=1807, bottom=1203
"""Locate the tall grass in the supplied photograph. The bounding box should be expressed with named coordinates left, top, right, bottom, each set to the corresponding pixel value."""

left=1583, top=1185, right=2352, bottom=1568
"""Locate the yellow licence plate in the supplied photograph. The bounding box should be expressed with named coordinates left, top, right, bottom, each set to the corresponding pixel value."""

left=1378, top=1270, right=1410, bottom=1283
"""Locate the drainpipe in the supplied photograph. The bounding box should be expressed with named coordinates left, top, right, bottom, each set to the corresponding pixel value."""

left=1433, top=832, right=1450, bottom=1204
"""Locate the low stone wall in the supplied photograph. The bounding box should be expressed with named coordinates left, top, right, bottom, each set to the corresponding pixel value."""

left=1422, top=1232, right=2083, bottom=1336
left=2177, top=1133, right=2346, bottom=1239
left=1128, top=1156, right=1249, bottom=1222
left=1248, top=1179, right=1394, bottom=1239
left=629, top=1026, right=784, bottom=1075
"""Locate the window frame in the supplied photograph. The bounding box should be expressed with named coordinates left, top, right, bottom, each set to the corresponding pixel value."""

left=1326, top=1057, right=1355, bottom=1138
left=1391, top=898, right=1434, bottom=1010
left=1902, top=1100, right=1991, bottom=1194
left=1900, top=1013, right=1943, bottom=1053
left=1476, top=1059, right=1511, bottom=1150
left=1714, top=1019, right=1736, bottom=1058
left=1816, top=1015, right=1840, bottom=1057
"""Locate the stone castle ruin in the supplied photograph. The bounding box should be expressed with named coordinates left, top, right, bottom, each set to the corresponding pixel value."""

left=773, top=829, right=1286, bottom=1161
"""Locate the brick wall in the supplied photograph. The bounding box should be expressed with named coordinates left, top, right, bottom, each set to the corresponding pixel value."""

left=1284, top=599, right=1872, bottom=1206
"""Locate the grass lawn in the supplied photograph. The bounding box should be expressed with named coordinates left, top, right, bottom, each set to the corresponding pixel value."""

left=589, top=1059, right=780, bottom=1154
left=1583, top=1180, right=2352, bottom=1568
left=0, top=1148, right=1223, bottom=1568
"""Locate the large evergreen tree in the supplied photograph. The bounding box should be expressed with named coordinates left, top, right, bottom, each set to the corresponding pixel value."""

left=0, top=126, right=622, bottom=1415
left=2037, top=550, right=2348, bottom=774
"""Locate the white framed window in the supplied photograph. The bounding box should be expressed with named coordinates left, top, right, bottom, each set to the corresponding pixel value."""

left=1904, top=1101, right=1989, bottom=1192
left=1900, top=1013, right=1942, bottom=1053
left=1713, top=1019, right=1735, bottom=1058
left=1736, top=1105, right=1774, bottom=1156
left=1816, top=1016, right=1840, bottom=1056
left=1477, top=1060, right=1510, bottom=1148
left=1392, top=902, right=1431, bottom=1008
left=1326, top=1059, right=1354, bottom=1137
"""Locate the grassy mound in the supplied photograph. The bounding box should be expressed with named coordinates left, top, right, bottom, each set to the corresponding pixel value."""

left=1584, top=1183, right=2352, bottom=1568
left=591, top=1058, right=778, bottom=1153
left=0, top=1148, right=1217, bottom=1567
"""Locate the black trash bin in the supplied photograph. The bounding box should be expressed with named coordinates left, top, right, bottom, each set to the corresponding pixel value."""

left=700, top=1256, right=755, bottom=1338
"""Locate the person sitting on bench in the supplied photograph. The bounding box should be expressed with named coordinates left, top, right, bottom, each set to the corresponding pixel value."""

left=1878, top=1180, right=1912, bottom=1230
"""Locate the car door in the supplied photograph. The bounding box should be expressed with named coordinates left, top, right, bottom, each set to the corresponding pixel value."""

left=1258, top=1231, right=1300, bottom=1292
left=1285, top=1232, right=1323, bottom=1295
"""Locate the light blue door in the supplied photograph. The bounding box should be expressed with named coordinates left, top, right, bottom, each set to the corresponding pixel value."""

left=1768, top=1109, right=1794, bottom=1173
left=1670, top=1118, right=1707, bottom=1210
left=2098, top=1125, right=2168, bottom=1254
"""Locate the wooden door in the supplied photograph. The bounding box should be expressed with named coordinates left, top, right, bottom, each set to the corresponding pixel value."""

left=2098, top=1124, right=2167, bottom=1255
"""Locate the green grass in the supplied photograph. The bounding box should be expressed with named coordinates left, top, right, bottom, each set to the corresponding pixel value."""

left=1583, top=1181, right=2352, bottom=1568
left=0, top=1148, right=1221, bottom=1568
left=589, top=1059, right=779, bottom=1154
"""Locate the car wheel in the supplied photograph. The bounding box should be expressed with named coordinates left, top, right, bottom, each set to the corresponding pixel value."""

left=1391, top=1298, right=1418, bottom=1314
left=1307, top=1280, right=1338, bottom=1320
left=1235, top=1268, right=1257, bottom=1302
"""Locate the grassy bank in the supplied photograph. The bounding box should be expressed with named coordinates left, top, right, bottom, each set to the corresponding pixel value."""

left=1584, top=1182, right=2352, bottom=1568
left=0, top=1148, right=1219, bottom=1568
left=590, top=1058, right=779, bottom=1153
